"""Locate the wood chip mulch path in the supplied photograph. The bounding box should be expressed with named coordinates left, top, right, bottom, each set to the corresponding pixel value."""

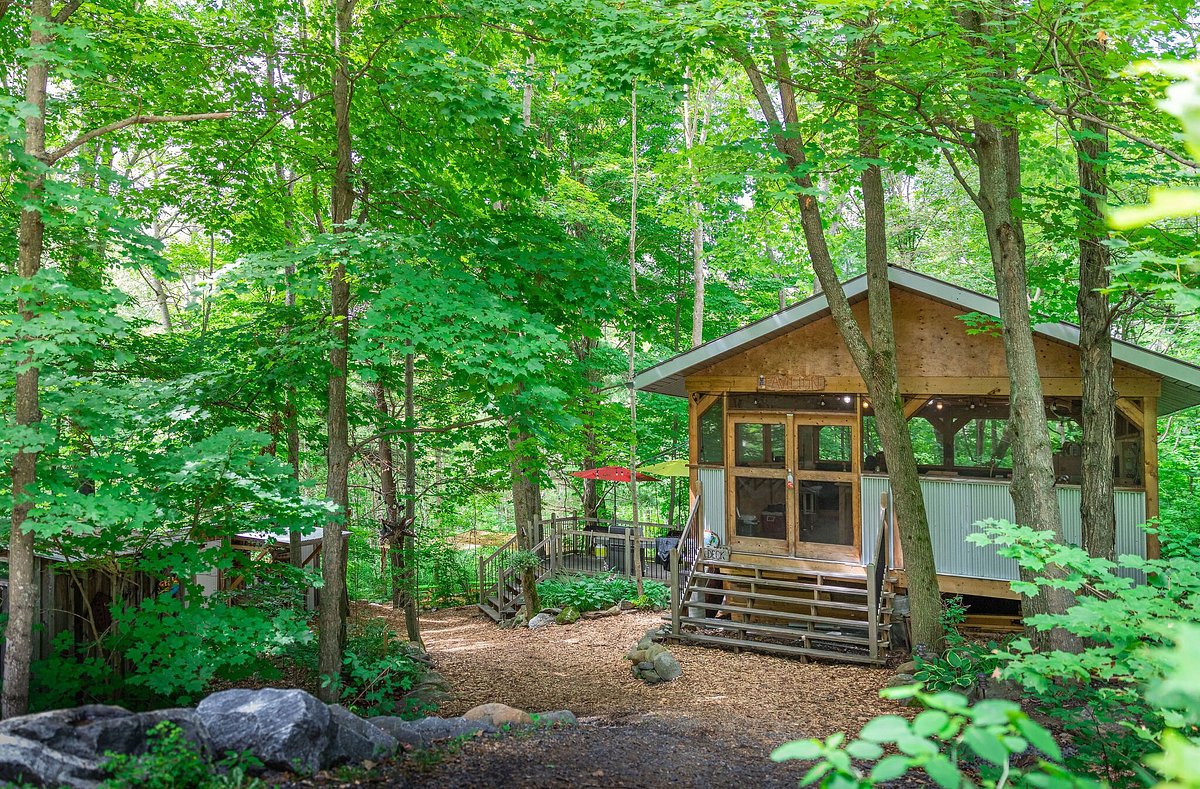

left=300, top=603, right=907, bottom=787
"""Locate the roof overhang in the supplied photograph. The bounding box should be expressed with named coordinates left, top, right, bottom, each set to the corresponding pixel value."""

left=632, top=267, right=1200, bottom=415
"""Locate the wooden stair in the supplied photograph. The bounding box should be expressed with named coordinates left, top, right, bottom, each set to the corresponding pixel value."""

left=479, top=576, right=524, bottom=622
left=666, top=556, right=894, bottom=665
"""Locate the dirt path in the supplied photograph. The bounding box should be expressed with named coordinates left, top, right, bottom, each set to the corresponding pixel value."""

left=319, top=604, right=902, bottom=787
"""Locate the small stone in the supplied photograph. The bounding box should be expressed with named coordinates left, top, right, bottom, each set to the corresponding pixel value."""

left=643, top=672, right=663, bottom=685
left=636, top=661, right=655, bottom=672
left=885, top=673, right=916, bottom=688
left=895, top=661, right=918, bottom=674
left=527, top=612, right=555, bottom=629
left=533, top=710, right=577, bottom=727
left=463, top=703, right=533, bottom=727
left=602, top=605, right=621, bottom=617
left=651, top=651, right=682, bottom=682
left=645, top=643, right=668, bottom=660
left=618, top=599, right=635, bottom=610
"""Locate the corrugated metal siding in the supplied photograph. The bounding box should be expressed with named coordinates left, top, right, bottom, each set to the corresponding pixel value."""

left=697, top=467, right=726, bottom=545
left=859, top=475, right=1148, bottom=582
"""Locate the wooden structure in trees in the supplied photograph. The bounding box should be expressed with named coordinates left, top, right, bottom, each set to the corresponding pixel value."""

left=632, top=268, right=1200, bottom=662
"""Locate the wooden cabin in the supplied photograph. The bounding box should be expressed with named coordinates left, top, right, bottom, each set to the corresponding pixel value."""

left=634, top=267, right=1200, bottom=662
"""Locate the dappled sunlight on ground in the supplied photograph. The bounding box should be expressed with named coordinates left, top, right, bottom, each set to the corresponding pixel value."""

left=367, top=603, right=900, bottom=744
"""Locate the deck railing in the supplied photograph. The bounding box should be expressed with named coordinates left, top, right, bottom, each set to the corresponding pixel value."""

left=477, top=513, right=683, bottom=619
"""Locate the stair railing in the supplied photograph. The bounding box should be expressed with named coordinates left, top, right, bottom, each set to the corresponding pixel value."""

left=867, top=492, right=890, bottom=661
left=669, top=491, right=703, bottom=637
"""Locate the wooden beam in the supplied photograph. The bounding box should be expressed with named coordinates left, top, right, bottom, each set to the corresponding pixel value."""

left=903, top=398, right=927, bottom=420
left=1116, top=397, right=1143, bottom=430
left=685, top=375, right=1161, bottom=398
left=892, top=571, right=1021, bottom=600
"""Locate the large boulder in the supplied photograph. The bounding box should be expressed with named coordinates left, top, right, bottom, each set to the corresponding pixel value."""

left=323, top=706, right=398, bottom=766
left=463, top=703, right=532, bottom=727
left=0, top=732, right=104, bottom=789
left=197, top=688, right=331, bottom=775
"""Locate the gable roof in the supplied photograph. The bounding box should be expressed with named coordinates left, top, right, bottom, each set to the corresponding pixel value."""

left=632, top=267, right=1200, bottom=415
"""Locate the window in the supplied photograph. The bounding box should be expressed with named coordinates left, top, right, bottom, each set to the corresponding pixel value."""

left=734, top=477, right=787, bottom=540
left=735, top=422, right=785, bottom=468
left=796, top=480, right=854, bottom=546
left=797, top=424, right=851, bottom=472
left=698, top=400, right=724, bottom=465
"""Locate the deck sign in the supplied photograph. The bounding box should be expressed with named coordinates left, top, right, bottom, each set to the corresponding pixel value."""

left=758, top=374, right=825, bottom=391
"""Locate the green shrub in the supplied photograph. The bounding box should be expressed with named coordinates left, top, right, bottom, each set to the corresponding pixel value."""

left=295, top=617, right=427, bottom=718
left=102, top=721, right=263, bottom=789
left=913, top=596, right=1002, bottom=693
left=968, top=519, right=1200, bottom=781
left=537, top=575, right=669, bottom=612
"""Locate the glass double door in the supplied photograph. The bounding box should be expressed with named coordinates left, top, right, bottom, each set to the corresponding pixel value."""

left=727, top=412, right=860, bottom=561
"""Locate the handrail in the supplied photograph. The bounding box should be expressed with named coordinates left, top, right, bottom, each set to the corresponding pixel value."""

left=669, top=492, right=703, bottom=636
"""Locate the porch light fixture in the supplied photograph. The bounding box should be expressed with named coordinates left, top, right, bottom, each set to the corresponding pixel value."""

left=863, top=400, right=871, bottom=409
left=842, top=395, right=852, bottom=404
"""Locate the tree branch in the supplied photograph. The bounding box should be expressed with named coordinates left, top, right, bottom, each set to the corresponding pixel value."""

left=349, top=416, right=501, bottom=456
left=1031, top=95, right=1199, bottom=169
left=52, top=0, right=82, bottom=22
left=45, top=112, right=232, bottom=164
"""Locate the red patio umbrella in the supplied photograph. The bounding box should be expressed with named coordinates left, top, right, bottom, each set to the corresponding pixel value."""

left=569, top=465, right=657, bottom=483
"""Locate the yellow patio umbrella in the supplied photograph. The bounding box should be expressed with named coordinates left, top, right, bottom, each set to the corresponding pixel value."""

left=640, top=459, right=689, bottom=478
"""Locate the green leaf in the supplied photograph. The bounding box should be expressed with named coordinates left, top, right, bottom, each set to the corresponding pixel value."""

left=1016, top=717, right=1063, bottom=761
left=971, top=699, right=1020, bottom=726
left=869, top=754, right=911, bottom=783
left=913, top=710, right=951, bottom=738
left=859, top=715, right=911, bottom=743
left=845, top=739, right=884, bottom=760
left=962, top=727, right=1009, bottom=766
left=772, top=740, right=823, bottom=762
left=923, top=754, right=962, bottom=789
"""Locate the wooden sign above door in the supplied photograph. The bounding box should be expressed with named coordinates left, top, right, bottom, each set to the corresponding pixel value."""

left=758, top=374, right=826, bottom=391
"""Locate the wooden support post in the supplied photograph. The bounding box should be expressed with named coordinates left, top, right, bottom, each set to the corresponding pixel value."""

left=867, top=561, right=879, bottom=662
left=1144, top=396, right=1160, bottom=559
left=549, top=513, right=558, bottom=577
left=670, top=548, right=680, bottom=636
left=477, top=555, right=486, bottom=608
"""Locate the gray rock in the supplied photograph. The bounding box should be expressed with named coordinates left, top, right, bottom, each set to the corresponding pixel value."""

left=410, top=716, right=496, bottom=746
left=370, top=717, right=425, bottom=750
left=651, top=651, right=682, bottom=682
left=0, top=732, right=104, bottom=789
left=527, top=612, right=556, bottom=629
left=643, top=672, right=663, bottom=685
left=895, top=660, right=918, bottom=674
left=635, top=636, right=653, bottom=651
left=324, top=705, right=398, bottom=766
left=975, top=676, right=1023, bottom=701
left=886, top=673, right=917, bottom=688
left=0, top=704, right=211, bottom=764
left=418, top=671, right=451, bottom=692
left=555, top=606, right=580, bottom=625
left=197, top=688, right=331, bottom=775
left=618, top=599, right=636, bottom=610
left=541, top=608, right=562, bottom=616
left=636, top=661, right=655, bottom=672
left=533, top=710, right=577, bottom=727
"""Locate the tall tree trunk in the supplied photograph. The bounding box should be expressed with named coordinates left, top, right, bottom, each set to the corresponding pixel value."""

left=318, top=0, right=355, bottom=702
left=1074, top=52, right=1116, bottom=561
left=971, top=125, right=1078, bottom=653
left=735, top=27, right=943, bottom=649
left=510, top=429, right=541, bottom=616
left=3, top=0, right=51, bottom=719
left=400, top=351, right=422, bottom=645
left=682, top=72, right=707, bottom=349
left=628, top=81, right=643, bottom=596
